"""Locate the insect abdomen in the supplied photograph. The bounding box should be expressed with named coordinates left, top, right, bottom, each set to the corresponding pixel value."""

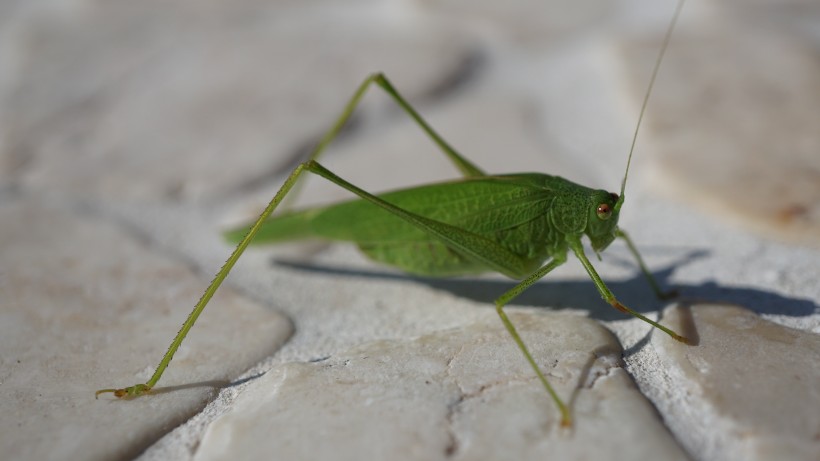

left=358, top=240, right=488, bottom=277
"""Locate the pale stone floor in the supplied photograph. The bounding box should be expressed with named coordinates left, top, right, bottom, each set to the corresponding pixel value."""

left=1, top=1, right=819, bottom=460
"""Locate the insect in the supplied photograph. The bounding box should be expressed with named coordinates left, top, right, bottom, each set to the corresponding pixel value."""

left=97, top=0, right=690, bottom=427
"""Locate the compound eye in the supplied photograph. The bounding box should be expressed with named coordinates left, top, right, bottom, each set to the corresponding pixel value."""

left=596, top=203, right=612, bottom=220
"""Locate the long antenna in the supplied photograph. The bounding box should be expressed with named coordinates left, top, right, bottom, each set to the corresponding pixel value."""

left=617, top=0, right=686, bottom=209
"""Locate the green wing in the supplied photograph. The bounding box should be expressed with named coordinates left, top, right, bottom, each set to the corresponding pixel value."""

left=226, top=174, right=560, bottom=276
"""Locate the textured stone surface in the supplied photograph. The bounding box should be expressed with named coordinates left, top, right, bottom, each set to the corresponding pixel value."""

left=0, top=197, right=291, bottom=461
left=622, top=16, right=820, bottom=248
left=0, top=0, right=472, bottom=201
left=653, top=304, right=820, bottom=461
left=194, top=313, right=689, bottom=461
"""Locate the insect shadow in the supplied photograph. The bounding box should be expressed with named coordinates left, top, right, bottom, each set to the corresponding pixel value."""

left=272, top=247, right=817, bottom=323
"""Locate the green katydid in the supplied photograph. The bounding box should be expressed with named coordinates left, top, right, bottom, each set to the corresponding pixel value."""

left=97, top=0, right=690, bottom=427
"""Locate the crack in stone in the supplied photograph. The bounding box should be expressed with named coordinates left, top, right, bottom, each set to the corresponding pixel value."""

left=581, top=347, right=624, bottom=390
left=443, top=393, right=464, bottom=458
left=441, top=337, right=563, bottom=459
left=441, top=343, right=469, bottom=459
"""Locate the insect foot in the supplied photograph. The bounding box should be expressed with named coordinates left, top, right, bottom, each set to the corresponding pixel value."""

left=609, top=300, right=692, bottom=345
left=95, top=383, right=152, bottom=399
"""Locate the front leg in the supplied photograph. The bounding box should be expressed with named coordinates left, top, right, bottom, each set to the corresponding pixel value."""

left=568, top=236, right=691, bottom=344
left=493, top=256, right=572, bottom=427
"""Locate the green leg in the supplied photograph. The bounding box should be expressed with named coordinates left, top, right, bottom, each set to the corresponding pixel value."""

left=276, top=73, right=484, bottom=214
left=96, top=161, right=315, bottom=398
left=302, top=161, right=530, bottom=278
left=494, top=255, right=573, bottom=427
left=306, top=73, right=485, bottom=178
left=616, top=229, right=676, bottom=300
left=567, top=236, right=691, bottom=344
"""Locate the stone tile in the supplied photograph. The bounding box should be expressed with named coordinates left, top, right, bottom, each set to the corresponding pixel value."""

left=621, top=16, right=820, bottom=248
left=653, top=304, right=820, bottom=461
left=192, top=312, right=689, bottom=461
left=0, top=196, right=291, bottom=461
left=0, top=0, right=473, bottom=201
